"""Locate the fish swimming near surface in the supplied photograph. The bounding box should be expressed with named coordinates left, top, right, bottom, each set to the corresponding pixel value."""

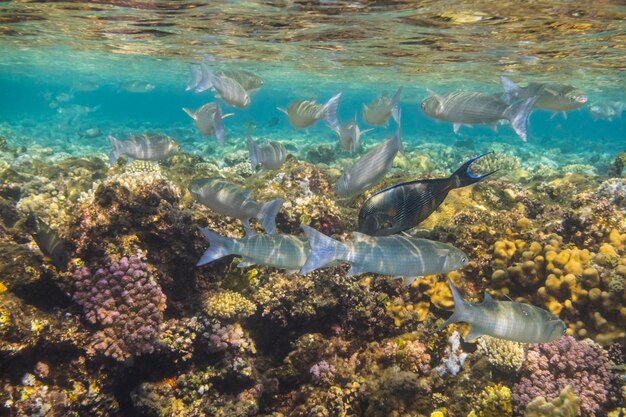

left=439, top=280, right=567, bottom=343
left=277, top=93, right=342, bottom=129
left=195, top=64, right=250, bottom=108
left=358, top=152, right=496, bottom=236
left=28, top=214, right=69, bottom=272
left=108, top=133, right=180, bottom=165
left=363, top=87, right=402, bottom=126
left=588, top=101, right=624, bottom=121
left=334, top=116, right=374, bottom=154
left=119, top=81, right=155, bottom=93
left=421, top=90, right=537, bottom=141
left=247, top=137, right=288, bottom=172
left=186, top=63, right=203, bottom=92
left=500, top=76, right=587, bottom=117
left=189, top=178, right=284, bottom=235
left=335, top=117, right=404, bottom=198
left=218, top=69, right=263, bottom=94
left=300, top=225, right=468, bottom=280
left=182, top=102, right=233, bottom=145
left=197, top=227, right=309, bottom=273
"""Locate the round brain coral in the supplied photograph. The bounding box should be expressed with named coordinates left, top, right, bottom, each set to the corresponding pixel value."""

left=512, top=336, right=610, bottom=417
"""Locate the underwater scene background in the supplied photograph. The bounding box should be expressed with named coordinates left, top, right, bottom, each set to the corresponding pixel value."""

left=0, top=1, right=625, bottom=416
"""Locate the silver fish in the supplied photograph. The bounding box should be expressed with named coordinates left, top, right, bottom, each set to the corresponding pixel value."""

left=277, top=93, right=342, bottom=129
left=218, top=69, right=263, bottom=94
left=334, top=117, right=374, bottom=154
left=358, top=152, right=496, bottom=236
left=500, top=76, right=587, bottom=116
left=196, top=64, right=250, bottom=108
left=79, top=127, right=102, bottom=139
left=247, top=137, right=288, bottom=172
left=300, top=225, right=468, bottom=280
left=197, top=228, right=309, bottom=274
left=589, top=101, right=624, bottom=121
left=186, top=63, right=203, bottom=91
left=363, top=87, right=402, bottom=126
left=108, top=133, right=180, bottom=165
left=182, top=102, right=234, bottom=145
left=189, top=178, right=283, bottom=235
left=335, top=120, right=404, bottom=198
left=29, top=214, right=68, bottom=272
left=439, top=280, right=566, bottom=343
left=421, top=90, right=537, bottom=142
left=120, top=81, right=155, bottom=93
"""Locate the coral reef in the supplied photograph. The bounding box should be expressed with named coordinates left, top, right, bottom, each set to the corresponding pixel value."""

left=72, top=256, right=167, bottom=361
left=477, top=336, right=525, bottom=373
left=523, top=385, right=581, bottom=417
left=467, top=384, right=513, bottom=417
left=512, top=336, right=611, bottom=416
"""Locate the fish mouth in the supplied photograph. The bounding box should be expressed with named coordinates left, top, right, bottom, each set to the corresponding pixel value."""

left=574, top=95, right=588, bottom=103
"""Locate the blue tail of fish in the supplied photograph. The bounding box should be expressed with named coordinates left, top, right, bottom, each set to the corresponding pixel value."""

left=323, top=92, right=342, bottom=131
left=197, top=227, right=237, bottom=266
left=437, top=279, right=470, bottom=331
left=256, top=198, right=284, bottom=234
left=504, top=96, right=538, bottom=142
left=390, top=86, right=402, bottom=125
left=500, top=75, right=519, bottom=104
left=107, top=135, right=123, bottom=165
left=300, top=225, right=348, bottom=275
left=452, top=151, right=498, bottom=187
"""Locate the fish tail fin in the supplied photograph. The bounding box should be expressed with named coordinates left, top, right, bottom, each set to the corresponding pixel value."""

left=197, top=227, right=237, bottom=266
left=504, top=96, right=537, bottom=142
left=247, top=136, right=259, bottom=171
left=323, top=92, right=342, bottom=131
left=186, top=63, right=202, bottom=91
left=214, top=104, right=226, bottom=145
left=107, top=135, right=122, bottom=165
left=257, top=198, right=284, bottom=234
left=182, top=107, right=197, bottom=120
left=452, top=151, right=498, bottom=187
left=390, top=86, right=403, bottom=124
left=393, top=109, right=405, bottom=155
left=500, top=75, right=519, bottom=104
left=300, top=225, right=348, bottom=275
left=195, top=63, right=215, bottom=93
left=437, top=279, right=470, bottom=331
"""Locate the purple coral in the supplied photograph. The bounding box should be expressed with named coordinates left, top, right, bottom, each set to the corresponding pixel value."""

left=73, top=256, right=167, bottom=361
left=203, top=320, right=251, bottom=353
left=512, top=336, right=611, bottom=417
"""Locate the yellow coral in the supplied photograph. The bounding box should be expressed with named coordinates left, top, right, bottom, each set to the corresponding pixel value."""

left=609, top=228, right=626, bottom=251
left=203, top=290, right=257, bottom=320
left=477, top=336, right=525, bottom=373
left=524, top=385, right=580, bottom=417
left=467, top=384, right=512, bottom=417
left=0, top=281, right=6, bottom=294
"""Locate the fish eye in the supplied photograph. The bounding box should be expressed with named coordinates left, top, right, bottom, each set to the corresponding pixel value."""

left=420, top=101, right=426, bottom=110
left=460, top=256, right=467, bottom=264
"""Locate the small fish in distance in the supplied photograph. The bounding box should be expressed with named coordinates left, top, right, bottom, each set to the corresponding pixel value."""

left=363, top=87, right=402, bottom=126
left=28, top=214, right=69, bottom=272
left=182, top=102, right=233, bottom=145
left=277, top=93, right=342, bottom=129
left=358, top=152, right=496, bottom=236
left=108, top=133, right=180, bottom=165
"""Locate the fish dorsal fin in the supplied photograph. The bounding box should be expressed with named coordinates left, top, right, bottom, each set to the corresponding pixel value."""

left=182, top=107, right=197, bottom=120
left=222, top=113, right=235, bottom=119
left=482, top=292, right=496, bottom=306
left=465, top=326, right=483, bottom=343
left=276, top=107, right=287, bottom=115
left=352, top=231, right=373, bottom=243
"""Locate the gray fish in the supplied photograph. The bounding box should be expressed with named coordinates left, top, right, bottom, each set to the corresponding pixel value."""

left=186, top=63, right=203, bottom=91
left=589, top=101, right=624, bottom=121
left=197, top=227, right=309, bottom=274
left=183, top=102, right=234, bottom=145
left=439, top=280, right=566, bottom=343
left=300, top=225, right=468, bottom=281
left=29, top=214, right=68, bottom=272
left=363, top=87, right=402, bottom=126
left=500, top=76, right=587, bottom=116
left=79, top=127, right=102, bottom=139
left=247, top=137, right=288, bottom=172
left=277, top=93, right=342, bottom=129
left=108, top=133, right=180, bottom=165
left=421, top=90, right=537, bottom=142
left=334, top=117, right=374, bottom=154
left=335, top=119, right=404, bottom=198
left=218, top=69, right=263, bottom=94
left=196, top=64, right=250, bottom=108
left=120, top=81, right=155, bottom=93
left=358, top=152, right=496, bottom=236
left=189, top=178, right=283, bottom=235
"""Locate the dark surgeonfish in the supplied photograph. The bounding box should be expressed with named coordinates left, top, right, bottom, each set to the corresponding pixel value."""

left=500, top=76, right=587, bottom=117
left=183, top=102, right=233, bottom=145
left=197, top=227, right=309, bottom=273
left=29, top=214, right=69, bottom=272
left=189, top=178, right=284, bottom=235
left=108, top=133, right=180, bottom=165
left=363, top=87, right=402, bottom=126
left=277, top=93, right=342, bottom=129
left=421, top=90, right=537, bottom=141
left=300, top=225, right=468, bottom=281
left=439, top=280, right=566, bottom=343
left=358, top=152, right=496, bottom=236
left=247, top=137, right=288, bottom=172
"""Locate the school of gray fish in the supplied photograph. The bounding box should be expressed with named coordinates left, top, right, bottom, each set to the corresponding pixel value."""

left=40, top=60, right=589, bottom=343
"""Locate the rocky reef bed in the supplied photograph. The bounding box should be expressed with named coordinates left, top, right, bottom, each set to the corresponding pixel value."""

left=0, top=137, right=624, bottom=417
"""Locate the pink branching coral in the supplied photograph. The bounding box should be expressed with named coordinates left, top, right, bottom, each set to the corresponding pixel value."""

left=73, top=256, right=167, bottom=361
left=512, top=335, right=611, bottom=417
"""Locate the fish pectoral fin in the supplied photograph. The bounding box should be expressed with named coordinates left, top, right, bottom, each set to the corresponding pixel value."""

left=427, top=89, right=445, bottom=112
left=237, top=259, right=255, bottom=268
left=276, top=107, right=287, bottom=115
left=544, top=87, right=558, bottom=96
left=222, top=113, right=235, bottom=119
left=464, top=327, right=483, bottom=343
left=347, top=263, right=365, bottom=276
left=402, top=276, right=417, bottom=285
left=285, top=269, right=299, bottom=275
left=453, top=123, right=461, bottom=134
left=481, top=292, right=496, bottom=306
